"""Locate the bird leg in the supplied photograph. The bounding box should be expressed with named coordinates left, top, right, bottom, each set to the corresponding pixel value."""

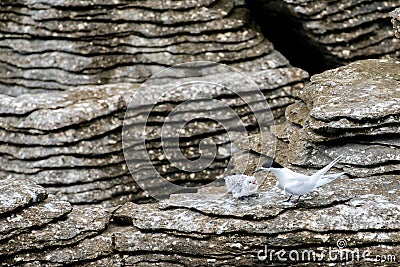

left=294, top=195, right=301, bottom=203
left=285, top=195, right=292, bottom=202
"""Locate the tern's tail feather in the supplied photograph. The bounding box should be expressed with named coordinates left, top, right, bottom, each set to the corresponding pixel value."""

left=312, top=155, right=343, bottom=179
left=316, top=172, right=345, bottom=187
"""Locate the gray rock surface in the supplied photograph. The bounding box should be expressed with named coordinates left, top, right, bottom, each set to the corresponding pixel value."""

left=0, top=179, right=112, bottom=266
left=1, top=168, right=399, bottom=266
left=3, top=1, right=400, bottom=266
left=272, top=58, right=400, bottom=179
left=0, top=59, right=307, bottom=206
left=0, top=0, right=304, bottom=97
left=0, top=178, right=47, bottom=215
left=107, top=179, right=400, bottom=266
left=0, top=0, right=308, bottom=207
left=249, top=0, right=400, bottom=68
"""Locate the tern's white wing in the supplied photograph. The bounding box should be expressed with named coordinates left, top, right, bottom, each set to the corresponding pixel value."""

left=283, top=179, right=312, bottom=196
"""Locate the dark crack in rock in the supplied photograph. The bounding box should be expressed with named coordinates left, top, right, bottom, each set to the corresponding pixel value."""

left=248, top=0, right=400, bottom=73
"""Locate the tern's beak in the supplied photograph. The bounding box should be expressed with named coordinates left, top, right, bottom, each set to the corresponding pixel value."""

left=252, top=168, right=261, bottom=174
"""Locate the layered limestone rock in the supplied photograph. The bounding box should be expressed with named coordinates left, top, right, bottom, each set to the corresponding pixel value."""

left=0, top=178, right=112, bottom=266
left=272, top=58, right=400, bottom=179
left=1, top=2, right=399, bottom=265
left=0, top=62, right=307, bottom=207
left=0, top=0, right=308, bottom=207
left=0, top=84, right=142, bottom=207
left=248, top=0, right=400, bottom=70
left=108, top=183, right=400, bottom=266
left=1, top=59, right=399, bottom=264
left=3, top=178, right=399, bottom=266
left=0, top=0, right=304, bottom=98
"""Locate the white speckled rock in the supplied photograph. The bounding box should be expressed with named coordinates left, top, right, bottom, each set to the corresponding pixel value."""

left=0, top=0, right=308, bottom=207
left=107, top=174, right=400, bottom=266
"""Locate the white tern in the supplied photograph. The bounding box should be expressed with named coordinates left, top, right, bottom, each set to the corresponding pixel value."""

left=254, top=155, right=344, bottom=202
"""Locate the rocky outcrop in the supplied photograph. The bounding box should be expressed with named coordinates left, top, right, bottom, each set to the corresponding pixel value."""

left=3, top=178, right=399, bottom=266
left=0, top=84, right=142, bottom=207
left=2, top=2, right=399, bottom=266
left=248, top=0, right=400, bottom=71
left=0, top=0, right=309, bottom=207
left=273, top=58, right=400, bottom=179
left=1, top=60, right=399, bottom=266
left=0, top=0, right=303, bottom=96
left=0, top=178, right=112, bottom=266
left=110, top=183, right=400, bottom=266
left=0, top=62, right=307, bottom=207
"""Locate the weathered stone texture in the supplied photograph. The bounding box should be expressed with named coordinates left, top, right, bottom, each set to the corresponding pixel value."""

left=0, top=0, right=307, bottom=207
left=249, top=0, right=400, bottom=68
left=273, top=58, right=400, bottom=179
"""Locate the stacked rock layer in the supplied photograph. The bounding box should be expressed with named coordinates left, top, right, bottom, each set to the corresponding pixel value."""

left=1, top=0, right=298, bottom=96
left=3, top=178, right=399, bottom=266
left=248, top=0, right=400, bottom=70
left=274, top=58, right=400, bottom=179
left=0, top=84, right=143, bottom=207
left=0, top=0, right=309, bottom=207
left=0, top=178, right=112, bottom=266
left=0, top=61, right=307, bottom=207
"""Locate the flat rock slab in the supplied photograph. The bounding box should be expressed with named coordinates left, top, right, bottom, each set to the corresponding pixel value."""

left=0, top=83, right=133, bottom=116
left=0, top=163, right=129, bottom=185
left=0, top=116, right=123, bottom=146
left=1, top=206, right=110, bottom=257
left=0, top=94, right=125, bottom=133
left=108, top=174, right=400, bottom=265
left=1, top=175, right=399, bottom=266
left=0, top=133, right=122, bottom=160
left=0, top=195, right=72, bottom=241
left=0, top=178, right=48, bottom=215
left=303, top=58, right=400, bottom=122
left=0, top=154, right=126, bottom=173
left=22, top=0, right=218, bottom=10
